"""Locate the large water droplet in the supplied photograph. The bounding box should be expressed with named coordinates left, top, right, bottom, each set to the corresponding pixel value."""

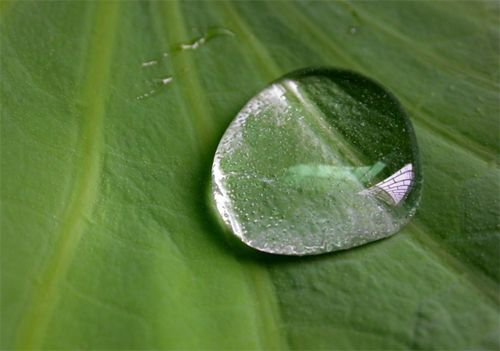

left=211, top=68, right=422, bottom=255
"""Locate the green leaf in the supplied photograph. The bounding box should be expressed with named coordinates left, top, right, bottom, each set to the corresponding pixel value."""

left=1, top=1, right=498, bottom=350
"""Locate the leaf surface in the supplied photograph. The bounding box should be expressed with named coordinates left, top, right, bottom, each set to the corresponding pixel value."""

left=1, top=1, right=499, bottom=350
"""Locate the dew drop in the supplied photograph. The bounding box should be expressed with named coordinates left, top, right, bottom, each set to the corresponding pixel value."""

left=158, top=76, right=174, bottom=86
left=141, top=60, right=158, bottom=68
left=136, top=89, right=156, bottom=100
left=211, top=67, right=422, bottom=255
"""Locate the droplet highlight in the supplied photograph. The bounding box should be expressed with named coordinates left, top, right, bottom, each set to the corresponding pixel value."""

left=211, top=67, right=422, bottom=255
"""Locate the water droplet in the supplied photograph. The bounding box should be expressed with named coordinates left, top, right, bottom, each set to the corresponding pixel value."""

left=136, top=89, right=156, bottom=100
left=136, top=76, right=173, bottom=100
left=158, top=76, right=174, bottom=86
left=177, top=27, right=234, bottom=51
left=349, top=26, right=358, bottom=34
left=141, top=60, right=158, bottom=68
left=141, top=27, right=235, bottom=67
left=211, top=67, right=422, bottom=255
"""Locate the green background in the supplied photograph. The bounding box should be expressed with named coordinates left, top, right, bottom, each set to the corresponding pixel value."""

left=1, top=1, right=499, bottom=349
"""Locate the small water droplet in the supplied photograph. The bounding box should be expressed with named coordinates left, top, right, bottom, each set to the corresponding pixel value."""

left=141, top=60, right=158, bottom=68
left=349, top=26, right=358, bottom=34
left=158, top=76, right=174, bottom=85
left=136, top=76, right=174, bottom=100
left=211, top=67, right=422, bottom=255
left=141, top=27, right=234, bottom=68
left=136, top=89, right=156, bottom=100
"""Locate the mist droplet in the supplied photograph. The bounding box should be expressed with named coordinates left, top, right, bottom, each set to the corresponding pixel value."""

left=211, top=67, right=422, bottom=255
